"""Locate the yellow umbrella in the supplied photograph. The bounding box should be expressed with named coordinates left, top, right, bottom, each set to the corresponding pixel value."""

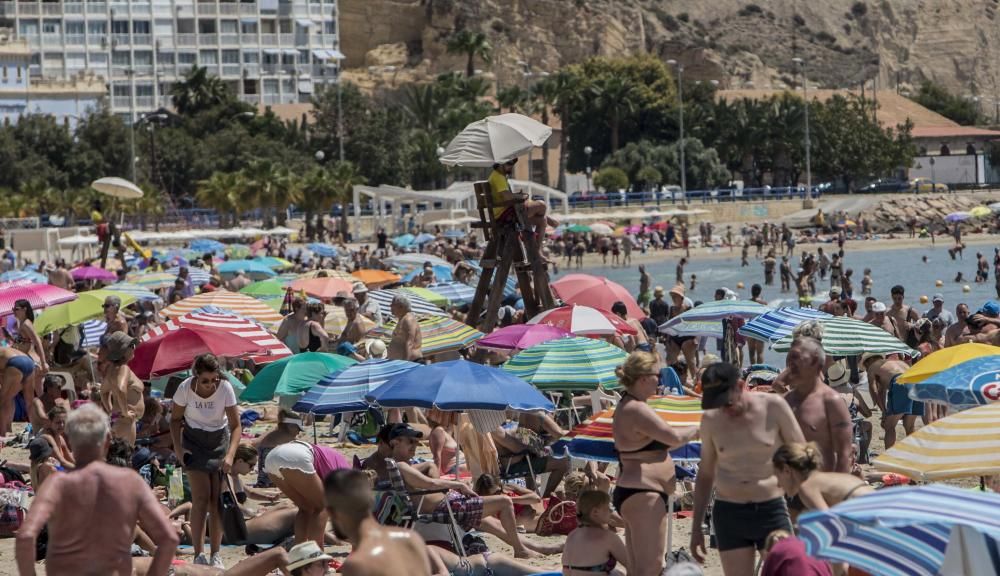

left=324, top=305, right=375, bottom=335
left=970, top=206, right=993, bottom=218
left=897, top=343, right=1000, bottom=384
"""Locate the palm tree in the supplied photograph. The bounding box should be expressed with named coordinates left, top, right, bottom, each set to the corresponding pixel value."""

left=402, top=83, right=438, bottom=132
left=242, top=160, right=282, bottom=228
left=548, top=71, right=584, bottom=191
left=328, top=161, right=366, bottom=241
left=591, top=75, right=638, bottom=153
left=530, top=78, right=563, bottom=186
left=196, top=171, right=243, bottom=228
left=299, top=167, right=339, bottom=241
left=497, top=86, right=530, bottom=113
left=171, top=66, right=231, bottom=116
left=446, top=29, right=491, bottom=78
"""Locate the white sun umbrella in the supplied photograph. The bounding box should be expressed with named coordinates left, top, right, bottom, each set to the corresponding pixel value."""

left=91, top=177, right=144, bottom=199
left=439, top=113, right=553, bottom=167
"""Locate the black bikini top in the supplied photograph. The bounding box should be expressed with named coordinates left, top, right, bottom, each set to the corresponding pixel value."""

left=617, top=393, right=671, bottom=454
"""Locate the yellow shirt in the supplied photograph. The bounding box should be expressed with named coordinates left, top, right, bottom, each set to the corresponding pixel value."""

left=487, top=169, right=510, bottom=219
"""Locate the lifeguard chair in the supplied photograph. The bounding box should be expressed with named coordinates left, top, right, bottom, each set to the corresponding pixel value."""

left=465, top=182, right=555, bottom=332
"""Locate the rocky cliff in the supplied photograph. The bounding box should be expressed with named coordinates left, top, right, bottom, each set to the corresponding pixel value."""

left=338, top=0, right=1000, bottom=98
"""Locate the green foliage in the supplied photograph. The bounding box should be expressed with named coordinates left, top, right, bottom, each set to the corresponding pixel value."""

left=171, top=66, right=234, bottom=116
left=600, top=139, right=728, bottom=191
left=911, top=81, right=983, bottom=126
left=446, top=29, right=492, bottom=78
left=593, top=167, right=629, bottom=192
left=636, top=165, right=663, bottom=188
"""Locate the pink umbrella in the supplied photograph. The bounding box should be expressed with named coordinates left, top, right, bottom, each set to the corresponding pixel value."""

left=550, top=274, right=647, bottom=319
left=476, top=324, right=571, bottom=350
left=625, top=225, right=643, bottom=234
left=71, top=265, right=117, bottom=283
left=0, top=283, right=77, bottom=316
left=527, top=304, right=638, bottom=335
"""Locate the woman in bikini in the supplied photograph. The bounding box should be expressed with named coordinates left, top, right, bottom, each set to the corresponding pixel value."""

left=773, top=442, right=874, bottom=523
left=612, top=351, right=698, bottom=576
left=0, top=347, right=35, bottom=435
left=10, top=299, right=47, bottom=424
left=562, top=490, right=628, bottom=576
left=299, top=302, right=329, bottom=352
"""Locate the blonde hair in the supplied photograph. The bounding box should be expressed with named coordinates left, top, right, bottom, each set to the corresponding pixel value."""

left=615, top=351, right=658, bottom=389
left=772, top=442, right=824, bottom=474
left=562, top=471, right=591, bottom=502
left=764, top=529, right=793, bottom=553
left=791, top=320, right=824, bottom=342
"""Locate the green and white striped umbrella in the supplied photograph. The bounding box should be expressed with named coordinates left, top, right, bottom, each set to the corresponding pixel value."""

left=772, top=316, right=915, bottom=357
left=503, top=336, right=628, bottom=392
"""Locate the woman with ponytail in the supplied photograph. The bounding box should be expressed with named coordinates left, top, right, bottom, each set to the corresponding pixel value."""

left=773, top=441, right=873, bottom=521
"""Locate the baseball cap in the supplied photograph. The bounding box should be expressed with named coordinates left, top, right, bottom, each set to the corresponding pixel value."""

left=830, top=286, right=842, bottom=297
left=978, top=300, right=1000, bottom=318
left=700, top=362, right=741, bottom=410
left=932, top=293, right=945, bottom=303
left=28, top=436, right=53, bottom=464
left=387, top=423, right=424, bottom=442
left=102, top=331, right=138, bottom=363
left=872, top=301, right=887, bottom=313
left=103, top=295, right=122, bottom=309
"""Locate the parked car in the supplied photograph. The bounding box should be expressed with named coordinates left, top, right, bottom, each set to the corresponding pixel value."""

left=658, top=185, right=683, bottom=201
left=858, top=178, right=909, bottom=193
left=909, top=178, right=949, bottom=193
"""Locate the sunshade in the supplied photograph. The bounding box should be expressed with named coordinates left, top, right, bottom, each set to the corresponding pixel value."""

left=424, top=282, right=476, bottom=306
left=771, top=316, right=915, bottom=356
left=476, top=324, right=571, bottom=350
left=130, top=326, right=268, bottom=380
left=551, top=274, right=646, bottom=320
left=393, top=234, right=415, bottom=247
left=241, top=352, right=357, bottom=403
left=663, top=299, right=770, bottom=325
left=143, top=309, right=291, bottom=365
left=166, top=266, right=212, bottom=286
left=254, top=256, right=294, bottom=271
left=442, top=229, right=466, bottom=239
left=899, top=343, right=1000, bottom=384
left=35, top=289, right=137, bottom=334
left=239, top=279, right=289, bottom=298
left=939, top=525, right=1000, bottom=576
left=190, top=239, right=225, bottom=253
left=71, top=265, right=117, bottom=283
left=946, top=211, right=972, bottom=222
left=970, top=206, right=993, bottom=218
left=106, top=282, right=163, bottom=303
left=352, top=269, right=401, bottom=288
left=400, top=287, right=448, bottom=309
left=588, top=223, right=614, bottom=235
left=660, top=319, right=724, bottom=339
left=297, top=269, right=355, bottom=281
left=799, top=485, right=1000, bottom=576
left=873, top=402, right=1000, bottom=481
left=290, top=277, right=355, bottom=301
left=907, top=355, right=1000, bottom=408
left=367, top=359, right=555, bottom=411
left=0, top=270, right=47, bottom=283
left=217, top=260, right=276, bottom=280
left=526, top=304, right=637, bottom=336
left=383, top=254, right=452, bottom=269
left=324, top=305, right=376, bottom=335
left=503, top=336, right=627, bottom=391
left=80, top=319, right=106, bottom=348
left=414, top=233, right=436, bottom=245
left=0, top=283, right=77, bottom=316
left=439, top=113, right=552, bottom=167
left=161, top=290, right=284, bottom=324
left=293, top=358, right=420, bottom=414
left=91, top=176, right=143, bottom=199
left=566, top=224, right=591, bottom=233
left=368, top=316, right=484, bottom=357
left=225, top=244, right=252, bottom=259
left=737, top=307, right=832, bottom=343
left=126, top=271, right=177, bottom=290
left=306, top=243, right=338, bottom=258
left=550, top=395, right=702, bottom=462
left=367, top=289, right=447, bottom=319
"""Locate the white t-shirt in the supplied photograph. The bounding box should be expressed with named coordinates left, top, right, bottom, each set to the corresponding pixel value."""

left=173, top=376, right=237, bottom=431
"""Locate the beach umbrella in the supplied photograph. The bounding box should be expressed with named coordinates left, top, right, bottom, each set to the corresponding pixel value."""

left=504, top=336, right=627, bottom=392
left=465, top=260, right=518, bottom=298
left=873, top=402, right=1000, bottom=481
left=663, top=300, right=770, bottom=325
left=105, top=283, right=163, bottom=304
left=898, top=343, right=1000, bottom=384
left=477, top=324, right=572, bottom=350
left=527, top=304, right=637, bottom=336
left=384, top=254, right=452, bottom=269
left=130, top=325, right=269, bottom=380
left=352, top=269, right=401, bottom=288
left=550, top=274, right=646, bottom=320
left=798, top=485, right=1000, bottom=576
left=143, top=309, right=292, bottom=365
left=737, top=307, right=832, bottom=343
left=393, top=234, right=415, bottom=248
left=239, top=279, right=289, bottom=299
left=906, top=355, right=1000, bottom=408
left=254, top=256, right=294, bottom=271
left=424, top=282, right=476, bottom=307
left=367, top=316, right=484, bottom=357
left=161, top=290, right=284, bottom=324
left=166, top=266, right=212, bottom=286
left=442, top=229, right=466, bottom=239
left=414, top=233, right=436, bottom=245
left=241, top=352, right=357, bottom=403
left=190, top=239, right=225, bottom=253
left=34, top=289, right=137, bottom=334
left=91, top=176, right=143, bottom=199
left=297, top=269, right=355, bottom=281
left=218, top=260, right=276, bottom=280
left=989, top=202, right=1000, bottom=213
left=0, top=270, right=47, bottom=283
left=367, top=289, right=447, bottom=319
left=771, top=316, right=915, bottom=356
left=324, top=305, right=376, bottom=335
left=71, top=264, right=117, bottom=283
left=439, top=113, right=552, bottom=167
left=225, top=244, right=251, bottom=259
left=567, top=224, right=592, bottom=233
left=401, top=265, right=454, bottom=284
left=126, top=271, right=177, bottom=290
left=306, top=243, right=338, bottom=258
left=293, top=358, right=420, bottom=415
left=660, top=320, right=725, bottom=339
left=289, top=277, right=355, bottom=301
left=550, top=395, right=702, bottom=462
left=970, top=206, right=993, bottom=218
left=0, top=283, right=77, bottom=316
left=939, top=524, right=1000, bottom=576
left=589, top=223, right=614, bottom=236
left=946, top=211, right=972, bottom=222
left=400, top=287, right=448, bottom=309
left=80, top=319, right=105, bottom=348
left=367, top=359, right=555, bottom=412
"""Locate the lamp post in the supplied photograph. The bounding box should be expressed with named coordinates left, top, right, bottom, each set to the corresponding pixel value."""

left=583, top=145, right=593, bottom=195
left=326, top=51, right=347, bottom=162
left=315, top=150, right=325, bottom=162
left=792, top=57, right=812, bottom=196
left=666, top=59, right=686, bottom=201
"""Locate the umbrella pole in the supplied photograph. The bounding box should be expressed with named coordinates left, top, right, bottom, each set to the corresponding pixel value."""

left=313, top=420, right=318, bottom=444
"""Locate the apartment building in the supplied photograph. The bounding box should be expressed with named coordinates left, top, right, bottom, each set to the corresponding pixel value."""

left=0, top=0, right=342, bottom=120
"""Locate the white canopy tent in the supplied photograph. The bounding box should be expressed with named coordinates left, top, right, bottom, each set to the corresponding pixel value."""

left=56, top=226, right=296, bottom=248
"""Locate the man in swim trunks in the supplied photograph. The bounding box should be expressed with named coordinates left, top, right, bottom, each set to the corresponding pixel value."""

left=691, top=363, right=805, bottom=576
left=0, top=347, right=35, bottom=435
left=860, top=353, right=918, bottom=450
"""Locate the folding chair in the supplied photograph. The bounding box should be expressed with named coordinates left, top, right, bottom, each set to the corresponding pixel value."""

left=382, top=458, right=468, bottom=559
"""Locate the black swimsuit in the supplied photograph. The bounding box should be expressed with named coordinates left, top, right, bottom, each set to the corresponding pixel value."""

left=612, top=394, right=675, bottom=513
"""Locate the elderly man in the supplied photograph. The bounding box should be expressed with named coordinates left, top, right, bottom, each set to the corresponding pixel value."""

left=354, top=282, right=383, bottom=325
left=337, top=297, right=367, bottom=346
left=924, top=293, right=955, bottom=325
left=16, top=403, right=178, bottom=576
left=103, top=295, right=129, bottom=337
left=388, top=294, right=422, bottom=363
left=691, top=363, right=804, bottom=576
left=782, top=338, right=853, bottom=473
left=818, top=286, right=846, bottom=317
left=944, top=303, right=970, bottom=346
left=861, top=352, right=919, bottom=450
left=867, top=301, right=895, bottom=335
left=99, top=332, right=146, bottom=447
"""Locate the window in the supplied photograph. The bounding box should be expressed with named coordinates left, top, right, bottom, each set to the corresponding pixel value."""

left=135, top=84, right=154, bottom=97
left=243, top=51, right=259, bottom=64
left=42, top=20, right=60, bottom=34
left=134, top=51, right=153, bottom=66
left=157, top=51, right=175, bottom=65
left=112, top=52, right=131, bottom=66
left=90, top=53, right=108, bottom=67
left=88, top=21, right=108, bottom=35
left=133, top=21, right=151, bottom=34
left=178, top=52, right=197, bottom=64
left=111, top=21, right=130, bottom=34
left=65, top=22, right=85, bottom=35
left=220, top=20, right=239, bottom=34
left=222, top=50, right=240, bottom=64
left=263, top=79, right=279, bottom=94
left=19, top=21, right=39, bottom=36
left=66, top=53, right=87, bottom=68
left=199, top=50, right=218, bottom=65
left=113, top=84, right=131, bottom=97
left=154, top=20, right=173, bottom=36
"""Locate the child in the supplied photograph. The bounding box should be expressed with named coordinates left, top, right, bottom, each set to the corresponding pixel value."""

left=861, top=268, right=872, bottom=296
left=741, top=243, right=749, bottom=267
left=689, top=274, right=697, bottom=291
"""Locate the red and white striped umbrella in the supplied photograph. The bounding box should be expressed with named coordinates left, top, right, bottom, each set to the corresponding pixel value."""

left=161, top=289, right=284, bottom=325
left=526, top=304, right=637, bottom=336
left=0, top=282, right=78, bottom=316
left=142, top=310, right=292, bottom=365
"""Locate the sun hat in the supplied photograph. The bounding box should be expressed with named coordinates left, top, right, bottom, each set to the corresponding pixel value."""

left=871, top=301, right=887, bottom=313
left=285, top=541, right=333, bottom=571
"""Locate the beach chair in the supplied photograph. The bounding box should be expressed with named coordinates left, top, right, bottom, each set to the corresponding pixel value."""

left=382, top=458, right=467, bottom=558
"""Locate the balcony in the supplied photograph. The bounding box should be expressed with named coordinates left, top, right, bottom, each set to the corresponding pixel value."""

left=239, top=3, right=257, bottom=15
left=88, top=2, right=108, bottom=14
left=64, top=2, right=84, bottom=14
left=260, top=33, right=277, bottom=45
left=240, top=33, right=258, bottom=44
left=200, top=33, right=218, bottom=45
left=64, top=34, right=86, bottom=46
left=262, top=93, right=283, bottom=105
left=176, top=34, right=197, bottom=46
left=0, top=2, right=12, bottom=17
left=177, top=63, right=195, bottom=74
left=112, top=33, right=131, bottom=46
left=219, top=3, right=239, bottom=15
left=87, top=36, right=105, bottom=47
left=221, top=64, right=241, bottom=77
left=279, top=34, right=296, bottom=45
left=41, top=34, right=63, bottom=46
left=132, top=34, right=153, bottom=46
left=196, top=2, right=217, bottom=15
left=19, top=2, right=39, bottom=16
left=135, top=96, right=155, bottom=109
left=242, top=64, right=260, bottom=77
left=42, top=2, right=63, bottom=15
left=261, top=63, right=279, bottom=74
left=220, top=33, right=239, bottom=45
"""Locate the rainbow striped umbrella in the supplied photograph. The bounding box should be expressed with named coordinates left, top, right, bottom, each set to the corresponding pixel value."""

left=550, top=395, right=703, bottom=462
left=126, top=271, right=177, bottom=290
left=143, top=309, right=291, bottom=365
left=738, top=307, right=832, bottom=343
left=161, top=290, right=284, bottom=325
left=368, top=289, right=446, bottom=319
left=368, top=316, right=483, bottom=357
left=425, top=282, right=477, bottom=306
left=503, top=336, right=627, bottom=392
left=400, top=286, right=448, bottom=309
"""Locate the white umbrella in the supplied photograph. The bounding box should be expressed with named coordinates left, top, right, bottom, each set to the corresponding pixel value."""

left=589, top=223, right=614, bottom=236
left=91, top=177, right=144, bottom=199
left=439, top=113, right=552, bottom=167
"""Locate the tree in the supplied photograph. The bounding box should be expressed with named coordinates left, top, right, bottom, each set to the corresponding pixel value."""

left=171, top=66, right=233, bottom=116
left=530, top=78, right=561, bottom=186
left=547, top=71, right=585, bottom=191
left=328, top=161, right=366, bottom=241
left=635, top=166, right=662, bottom=190
left=298, top=167, right=338, bottom=241
left=591, top=75, right=639, bottom=153
left=497, top=86, right=530, bottom=113
left=196, top=171, right=244, bottom=228
left=911, top=81, right=983, bottom=126
left=446, top=29, right=491, bottom=78
left=594, top=167, right=629, bottom=192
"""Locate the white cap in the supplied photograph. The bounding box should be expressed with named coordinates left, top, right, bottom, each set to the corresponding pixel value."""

left=872, top=301, right=887, bottom=313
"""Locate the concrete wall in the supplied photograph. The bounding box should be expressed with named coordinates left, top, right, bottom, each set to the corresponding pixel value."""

left=910, top=153, right=985, bottom=185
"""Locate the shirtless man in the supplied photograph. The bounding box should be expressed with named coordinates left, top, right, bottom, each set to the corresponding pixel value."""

left=887, top=285, right=919, bottom=342
left=325, top=468, right=432, bottom=576
left=691, top=363, right=805, bottom=576
left=611, top=301, right=649, bottom=352
left=103, top=295, right=129, bottom=337
left=818, top=287, right=846, bottom=317
left=782, top=338, right=852, bottom=473
left=860, top=353, right=919, bottom=450
left=47, top=258, right=75, bottom=290
left=637, top=265, right=652, bottom=308
left=225, top=270, right=251, bottom=292
left=99, top=332, right=146, bottom=446
left=867, top=301, right=895, bottom=335
left=944, top=303, right=970, bottom=347
left=30, top=374, right=68, bottom=432
left=388, top=294, right=423, bottom=363
left=336, top=298, right=367, bottom=345
left=15, top=403, right=178, bottom=576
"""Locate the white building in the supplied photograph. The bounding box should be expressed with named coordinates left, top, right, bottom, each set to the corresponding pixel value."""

left=0, top=0, right=342, bottom=120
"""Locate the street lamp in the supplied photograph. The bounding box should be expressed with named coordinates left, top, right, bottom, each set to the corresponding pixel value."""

left=666, top=59, right=686, bottom=201
left=792, top=57, right=812, bottom=196
left=315, top=150, right=326, bottom=162
left=583, top=145, right=593, bottom=194
left=325, top=50, right=347, bottom=162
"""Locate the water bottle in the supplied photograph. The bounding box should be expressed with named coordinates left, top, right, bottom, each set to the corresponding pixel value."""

left=168, top=466, right=184, bottom=508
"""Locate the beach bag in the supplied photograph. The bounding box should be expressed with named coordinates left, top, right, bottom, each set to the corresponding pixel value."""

left=0, top=488, right=27, bottom=537
left=218, top=474, right=248, bottom=545
left=535, top=496, right=577, bottom=537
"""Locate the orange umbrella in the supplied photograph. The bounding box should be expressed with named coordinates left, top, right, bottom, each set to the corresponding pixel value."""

left=352, top=269, right=401, bottom=288
left=289, top=277, right=355, bottom=301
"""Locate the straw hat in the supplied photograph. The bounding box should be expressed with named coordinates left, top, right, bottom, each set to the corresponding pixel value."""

left=669, top=284, right=685, bottom=298
left=285, top=541, right=332, bottom=571
left=653, top=286, right=665, bottom=297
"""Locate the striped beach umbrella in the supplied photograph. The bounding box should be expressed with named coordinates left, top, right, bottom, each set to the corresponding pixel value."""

left=293, top=358, right=420, bottom=414
left=527, top=304, right=636, bottom=336
left=899, top=343, right=1000, bottom=384
left=424, top=282, right=476, bottom=306
left=799, top=485, right=1000, bottom=576
left=166, top=266, right=212, bottom=286
left=550, top=395, right=702, bottom=462
left=106, top=282, right=163, bottom=303
left=127, top=271, right=177, bottom=290
left=289, top=277, right=355, bottom=301
left=660, top=319, right=724, bottom=339
left=874, top=403, right=1000, bottom=481
left=80, top=319, right=106, bottom=348
left=503, top=336, right=627, bottom=392
left=400, top=287, right=448, bottom=309
left=0, top=270, right=47, bottom=283
left=367, top=289, right=446, bottom=319
left=296, top=269, right=355, bottom=281
left=772, top=316, right=915, bottom=356
left=254, top=256, right=294, bottom=271
left=661, top=300, right=771, bottom=329
left=161, top=290, right=284, bottom=325
left=737, top=307, right=832, bottom=343
left=550, top=274, right=646, bottom=320
left=384, top=254, right=452, bottom=269
left=367, top=316, right=483, bottom=357
left=239, top=279, right=289, bottom=299
left=907, top=356, right=1000, bottom=408
left=476, top=324, right=571, bottom=351
left=0, top=283, right=77, bottom=316
left=143, top=309, right=292, bottom=365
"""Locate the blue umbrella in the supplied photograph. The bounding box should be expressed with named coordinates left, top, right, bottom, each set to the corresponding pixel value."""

left=393, top=234, right=415, bottom=247
left=414, top=233, right=436, bottom=244
left=81, top=319, right=106, bottom=348
left=466, top=260, right=517, bottom=298
left=166, top=266, right=212, bottom=286
left=799, top=485, right=1000, bottom=576
left=107, top=282, right=164, bottom=303
left=0, top=270, right=47, bottom=283
left=307, top=243, right=338, bottom=258
left=293, top=358, right=420, bottom=414
left=738, top=307, right=832, bottom=343
left=366, top=359, right=555, bottom=411
left=402, top=265, right=454, bottom=284
left=367, top=288, right=447, bottom=319
left=425, top=282, right=477, bottom=306
left=217, top=260, right=277, bottom=280
left=443, top=229, right=466, bottom=239
left=908, top=355, right=1000, bottom=408
left=190, top=239, right=225, bottom=253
